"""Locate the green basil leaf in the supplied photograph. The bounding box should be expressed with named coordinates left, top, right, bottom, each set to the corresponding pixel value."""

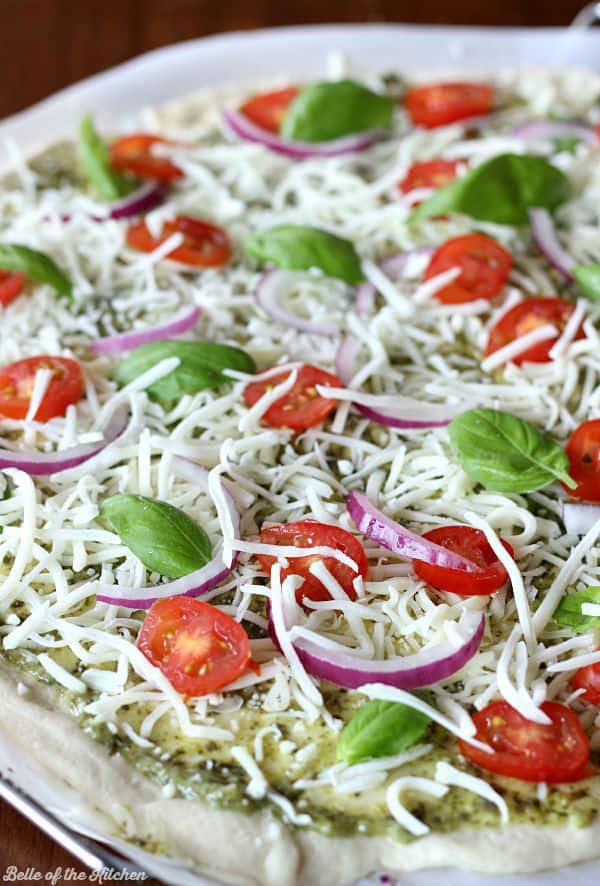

left=554, top=586, right=600, bottom=634
left=574, top=263, right=600, bottom=301
left=77, top=114, right=133, bottom=201
left=409, top=154, right=568, bottom=226
left=113, top=340, right=255, bottom=406
left=280, top=80, right=394, bottom=143
left=553, top=136, right=581, bottom=155
left=0, top=244, right=72, bottom=300
left=101, top=494, right=212, bottom=578
left=336, top=699, right=431, bottom=765
left=448, top=407, right=576, bottom=493
left=244, top=225, right=363, bottom=284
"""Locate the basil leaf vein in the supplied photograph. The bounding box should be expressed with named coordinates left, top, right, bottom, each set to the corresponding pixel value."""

left=101, top=494, right=212, bottom=578
left=77, top=114, right=134, bottom=201
left=448, top=408, right=575, bottom=493
left=554, top=587, right=600, bottom=634
left=409, top=154, right=569, bottom=226
left=0, top=244, right=72, bottom=300
left=337, top=699, right=431, bottom=765
left=244, top=225, right=363, bottom=284
left=281, top=80, right=394, bottom=143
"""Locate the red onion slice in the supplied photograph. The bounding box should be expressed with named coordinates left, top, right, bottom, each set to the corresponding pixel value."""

left=347, top=491, right=482, bottom=573
left=509, top=120, right=597, bottom=144
left=354, top=247, right=435, bottom=319
left=562, top=501, right=600, bottom=536
left=222, top=108, right=383, bottom=159
left=529, top=208, right=575, bottom=283
left=335, top=336, right=456, bottom=429
left=0, top=405, right=129, bottom=475
left=108, top=182, right=167, bottom=220
left=255, top=269, right=338, bottom=336
left=90, top=305, right=201, bottom=355
left=96, top=456, right=240, bottom=609
left=270, top=590, right=485, bottom=690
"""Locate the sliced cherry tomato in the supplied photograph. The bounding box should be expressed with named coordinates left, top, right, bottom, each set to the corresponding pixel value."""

left=424, top=233, right=512, bottom=305
left=486, top=297, right=584, bottom=366
left=138, top=596, right=251, bottom=697
left=243, top=365, right=341, bottom=431
left=0, top=271, right=25, bottom=307
left=458, top=700, right=590, bottom=783
left=256, top=520, right=368, bottom=606
left=399, top=159, right=461, bottom=195
left=110, top=134, right=183, bottom=182
left=573, top=656, right=600, bottom=705
left=413, top=526, right=513, bottom=596
left=564, top=420, right=600, bottom=502
left=405, top=82, right=493, bottom=129
left=239, top=87, right=300, bottom=133
left=126, top=215, right=231, bottom=268
left=0, top=356, right=83, bottom=421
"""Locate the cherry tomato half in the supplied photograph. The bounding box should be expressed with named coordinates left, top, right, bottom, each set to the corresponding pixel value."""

left=243, top=365, right=341, bottom=431
left=0, top=356, right=83, bottom=421
left=413, top=526, right=514, bottom=596
left=239, top=87, right=300, bottom=133
left=458, top=700, right=590, bottom=783
left=564, top=420, right=600, bottom=502
left=485, top=297, right=583, bottom=366
left=110, top=134, right=183, bottom=182
left=138, top=596, right=251, bottom=697
left=126, top=215, right=231, bottom=268
left=0, top=271, right=25, bottom=308
left=405, top=82, right=494, bottom=129
left=573, top=656, right=600, bottom=705
left=256, top=520, right=368, bottom=606
left=398, top=159, right=462, bottom=196
left=424, top=233, right=512, bottom=305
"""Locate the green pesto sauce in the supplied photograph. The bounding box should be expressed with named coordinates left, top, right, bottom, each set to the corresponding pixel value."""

left=3, top=647, right=599, bottom=842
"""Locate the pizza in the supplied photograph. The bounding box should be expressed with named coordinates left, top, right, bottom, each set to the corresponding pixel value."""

left=1, top=59, right=600, bottom=886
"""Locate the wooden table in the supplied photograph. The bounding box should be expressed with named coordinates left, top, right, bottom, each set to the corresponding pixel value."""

left=0, top=0, right=593, bottom=877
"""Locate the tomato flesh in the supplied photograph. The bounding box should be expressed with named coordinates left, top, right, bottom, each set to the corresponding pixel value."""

left=573, top=657, right=600, bottom=704
left=405, top=82, right=494, bottom=129
left=485, top=296, right=583, bottom=366
left=243, top=365, right=341, bottom=431
left=413, top=526, right=513, bottom=596
left=0, top=356, right=83, bottom=421
left=239, top=87, right=299, bottom=133
left=126, top=215, right=231, bottom=268
left=424, top=233, right=512, bottom=305
left=0, top=271, right=25, bottom=307
left=399, top=159, right=461, bottom=196
left=138, top=597, right=251, bottom=697
left=459, top=700, right=590, bottom=783
left=256, top=520, right=368, bottom=606
left=110, top=134, right=183, bottom=182
left=564, top=419, right=600, bottom=502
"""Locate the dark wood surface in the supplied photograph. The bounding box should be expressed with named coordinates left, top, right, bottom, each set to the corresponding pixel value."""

left=0, top=0, right=591, bottom=879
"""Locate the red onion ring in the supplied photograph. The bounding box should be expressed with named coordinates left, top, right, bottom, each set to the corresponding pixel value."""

left=562, top=501, right=600, bottom=536
left=90, top=305, right=201, bottom=355
left=0, top=405, right=129, bottom=476
left=509, top=120, right=597, bottom=144
left=96, top=456, right=240, bottom=609
left=222, top=108, right=383, bottom=159
left=529, top=208, right=575, bottom=283
left=354, top=247, right=435, bottom=320
left=347, top=491, right=482, bottom=573
left=108, top=182, right=167, bottom=220
left=255, top=269, right=338, bottom=336
left=269, top=584, right=485, bottom=690
left=335, top=335, right=456, bottom=429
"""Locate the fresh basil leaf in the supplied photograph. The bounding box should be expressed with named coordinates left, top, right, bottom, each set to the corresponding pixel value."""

left=448, top=408, right=576, bottom=493
left=553, top=136, right=581, bottom=155
left=409, top=154, right=568, bottom=226
left=574, top=263, right=600, bottom=301
left=0, top=244, right=72, bottom=300
left=101, top=494, right=212, bottom=578
left=77, top=114, right=133, bottom=201
left=244, top=225, right=363, bottom=284
left=280, top=80, right=394, bottom=143
left=336, top=699, right=431, bottom=765
left=113, top=340, right=255, bottom=406
left=554, top=587, right=600, bottom=634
